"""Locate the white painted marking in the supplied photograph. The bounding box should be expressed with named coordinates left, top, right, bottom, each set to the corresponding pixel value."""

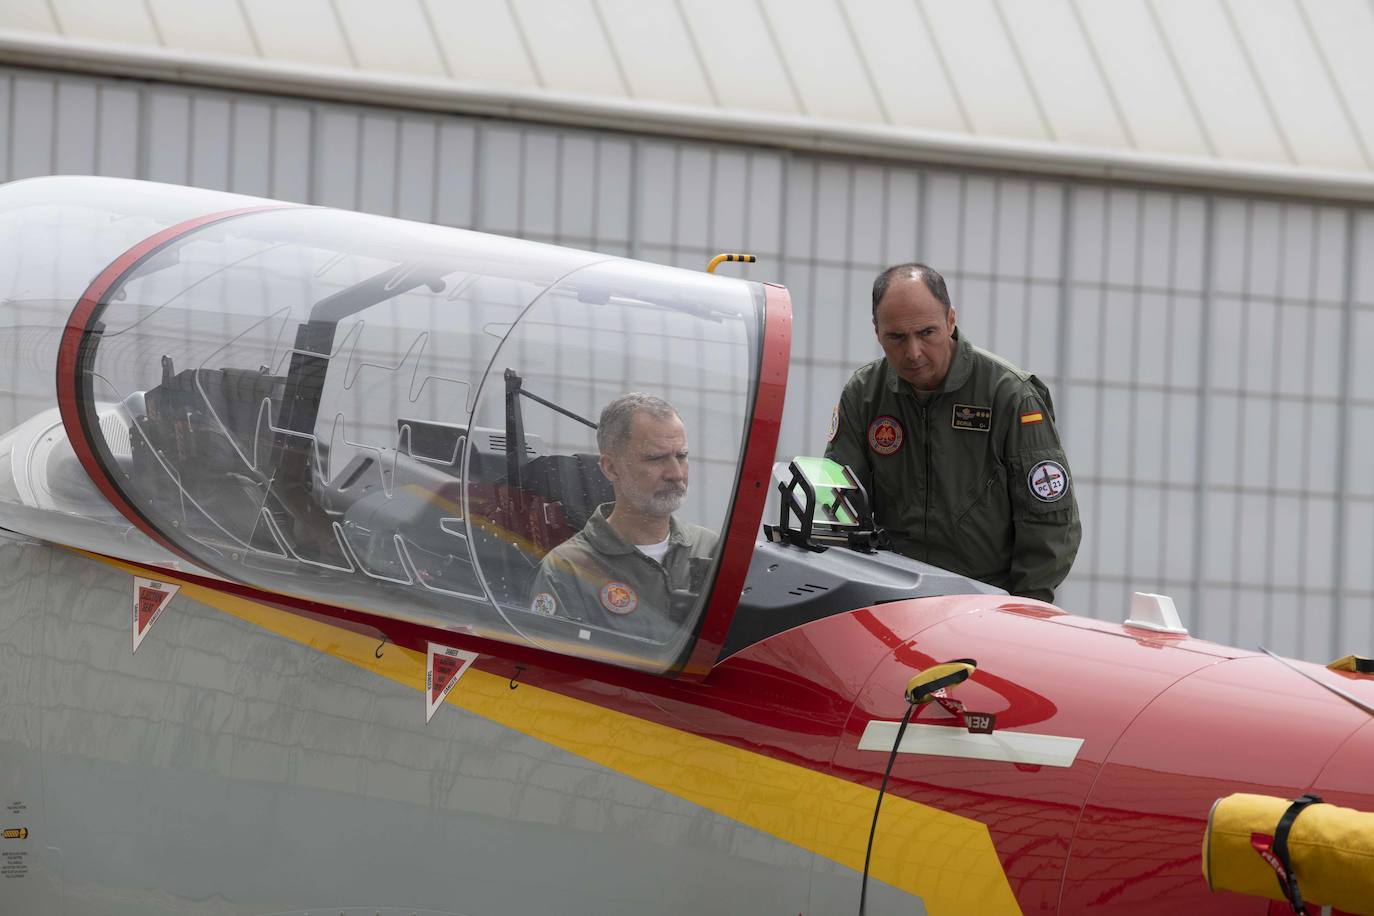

left=859, top=720, right=1084, bottom=769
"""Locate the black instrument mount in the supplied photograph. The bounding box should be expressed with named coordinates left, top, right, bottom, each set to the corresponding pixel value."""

left=764, top=459, right=883, bottom=554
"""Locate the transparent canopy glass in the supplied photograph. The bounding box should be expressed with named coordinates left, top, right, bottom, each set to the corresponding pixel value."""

left=0, top=177, right=775, bottom=674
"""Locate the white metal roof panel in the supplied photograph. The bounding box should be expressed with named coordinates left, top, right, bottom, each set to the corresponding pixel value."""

left=595, top=0, right=715, bottom=104
left=1242, top=5, right=1363, bottom=169
left=1231, top=0, right=1368, bottom=169
left=919, top=0, right=1048, bottom=140
left=6, top=0, right=1374, bottom=197
left=760, top=0, right=884, bottom=123
left=842, top=0, right=966, bottom=132
left=147, top=0, right=257, bottom=58
left=3, top=0, right=55, bottom=33
left=1151, top=0, right=1292, bottom=164
left=511, top=0, right=627, bottom=97
left=1303, top=0, right=1374, bottom=168
left=50, top=0, right=158, bottom=46
left=335, top=0, right=447, bottom=78
left=681, top=0, right=802, bottom=115
left=1071, top=0, right=1211, bottom=157
left=424, top=0, right=539, bottom=87
left=998, top=0, right=1128, bottom=148
left=239, top=0, right=353, bottom=68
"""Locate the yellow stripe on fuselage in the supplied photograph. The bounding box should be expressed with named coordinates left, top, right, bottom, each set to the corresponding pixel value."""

left=87, top=552, right=1021, bottom=915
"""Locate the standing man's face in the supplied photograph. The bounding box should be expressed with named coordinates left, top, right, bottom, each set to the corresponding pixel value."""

left=874, top=276, right=958, bottom=391
left=600, top=411, right=690, bottom=518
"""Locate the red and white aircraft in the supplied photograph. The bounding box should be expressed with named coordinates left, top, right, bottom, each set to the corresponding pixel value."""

left=0, top=176, right=1370, bottom=915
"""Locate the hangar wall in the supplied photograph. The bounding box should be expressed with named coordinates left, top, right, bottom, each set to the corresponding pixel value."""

left=2, top=64, right=1371, bottom=663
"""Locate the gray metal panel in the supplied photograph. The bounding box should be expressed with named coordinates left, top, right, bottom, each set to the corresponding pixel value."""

left=270, top=105, right=312, bottom=202
left=0, top=537, right=62, bottom=913
left=358, top=112, right=400, bottom=216
left=557, top=133, right=596, bottom=242
left=229, top=99, right=272, bottom=196
left=593, top=137, right=633, bottom=247
left=1, top=62, right=1370, bottom=663
left=395, top=118, right=437, bottom=223
left=145, top=89, right=191, bottom=184
left=53, top=80, right=96, bottom=173
left=0, top=71, right=9, bottom=179
left=0, top=541, right=925, bottom=915
left=435, top=120, right=477, bottom=228
left=315, top=107, right=361, bottom=209
left=11, top=74, right=54, bottom=178
left=189, top=94, right=231, bottom=190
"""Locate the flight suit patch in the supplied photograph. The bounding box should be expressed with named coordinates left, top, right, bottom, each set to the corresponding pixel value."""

left=600, top=582, right=639, bottom=615
left=867, top=416, right=904, bottom=455
left=530, top=592, right=557, bottom=616
left=1027, top=460, right=1069, bottom=502
left=827, top=404, right=839, bottom=443
left=952, top=404, right=992, bottom=431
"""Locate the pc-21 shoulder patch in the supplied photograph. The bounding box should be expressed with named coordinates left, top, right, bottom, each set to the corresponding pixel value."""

left=1027, top=460, right=1068, bottom=502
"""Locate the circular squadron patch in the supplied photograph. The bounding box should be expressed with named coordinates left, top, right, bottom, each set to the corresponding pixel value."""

left=867, top=415, right=904, bottom=455
left=600, top=581, right=639, bottom=615
left=827, top=404, right=840, bottom=443
left=530, top=592, right=557, bottom=616
left=1027, top=460, right=1069, bottom=502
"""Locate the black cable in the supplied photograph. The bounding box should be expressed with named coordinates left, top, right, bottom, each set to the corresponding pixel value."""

left=858, top=699, right=918, bottom=916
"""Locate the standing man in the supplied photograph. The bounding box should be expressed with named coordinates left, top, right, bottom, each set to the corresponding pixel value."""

left=529, top=393, right=717, bottom=642
left=825, top=263, right=1080, bottom=602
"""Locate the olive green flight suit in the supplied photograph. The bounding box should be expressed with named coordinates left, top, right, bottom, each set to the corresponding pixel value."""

left=825, top=331, right=1080, bottom=602
left=528, top=504, right=718, bottom=644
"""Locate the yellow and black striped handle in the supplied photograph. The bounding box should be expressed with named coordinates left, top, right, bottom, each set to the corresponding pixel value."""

left=707, top=253, right=757, bottom=273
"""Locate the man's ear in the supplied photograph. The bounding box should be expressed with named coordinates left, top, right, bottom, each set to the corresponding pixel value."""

left=599, top=451, right=619, bottom=485
left=947, top=305, right=958, bottom=332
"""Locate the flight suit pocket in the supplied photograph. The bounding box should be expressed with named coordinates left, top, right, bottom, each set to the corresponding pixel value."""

left=955, top=472, right=1002, bottom=527
left=953, top=469, right=1013, bottom=576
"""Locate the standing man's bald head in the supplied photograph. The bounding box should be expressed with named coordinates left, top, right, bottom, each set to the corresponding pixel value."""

left=872, top=264, right=958, bottom=392
left=872, top=263, right=951, bottom=321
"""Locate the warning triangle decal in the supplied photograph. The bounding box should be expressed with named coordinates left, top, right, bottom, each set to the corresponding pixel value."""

left=426, top=642, right=478, bottom=722
left=133, top=577, right=180, bottom=653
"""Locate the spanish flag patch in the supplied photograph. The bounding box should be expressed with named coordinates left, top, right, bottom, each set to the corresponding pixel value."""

left=1020, top=411, right=1044, bottom=426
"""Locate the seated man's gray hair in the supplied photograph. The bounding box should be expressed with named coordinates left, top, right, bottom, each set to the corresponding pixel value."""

left=597, top=393, right=681, bottom=456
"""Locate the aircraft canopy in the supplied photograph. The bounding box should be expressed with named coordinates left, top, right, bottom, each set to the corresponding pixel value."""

left=0, top=177, right=787, bottom=675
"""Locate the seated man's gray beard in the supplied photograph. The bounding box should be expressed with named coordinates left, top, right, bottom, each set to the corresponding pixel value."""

left=645, top=487, right=686, bottom=517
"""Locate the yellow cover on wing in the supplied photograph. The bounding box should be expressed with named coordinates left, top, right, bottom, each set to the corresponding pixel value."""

left=1203, top=793, right=1374, bottom=914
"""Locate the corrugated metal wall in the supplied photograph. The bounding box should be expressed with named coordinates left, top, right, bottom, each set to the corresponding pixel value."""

left=3, top=64, right=1371, bottom=661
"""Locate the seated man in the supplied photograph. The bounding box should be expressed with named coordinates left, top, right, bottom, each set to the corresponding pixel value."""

left=528, top=393, right=717, bottom=642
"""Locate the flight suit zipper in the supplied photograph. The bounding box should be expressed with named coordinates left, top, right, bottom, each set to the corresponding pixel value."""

left=643, top=546, right=680, bottom=623
left=918, top=400, right=930, bottom=561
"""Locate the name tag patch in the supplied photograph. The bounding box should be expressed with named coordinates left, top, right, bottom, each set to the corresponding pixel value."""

left=952, top=404, right=992, bottom=431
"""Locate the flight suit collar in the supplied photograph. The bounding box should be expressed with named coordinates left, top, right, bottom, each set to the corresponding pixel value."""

left=581, top=502, right=689, bottom=556
left=882, top=327, right=974, bottom=395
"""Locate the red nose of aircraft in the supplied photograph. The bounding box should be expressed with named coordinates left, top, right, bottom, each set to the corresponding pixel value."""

left=716, top=593, right=1374, bottom=913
